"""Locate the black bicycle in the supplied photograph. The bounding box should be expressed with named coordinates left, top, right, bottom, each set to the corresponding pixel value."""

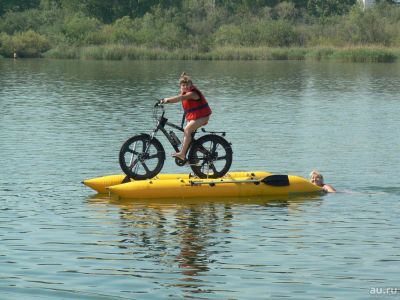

left=119, top=101, right=233, bottom=180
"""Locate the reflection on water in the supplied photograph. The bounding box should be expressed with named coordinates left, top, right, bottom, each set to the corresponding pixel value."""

left=87, top=194, right=325, bottom=296
left=1, top=59, right=400, bottom=299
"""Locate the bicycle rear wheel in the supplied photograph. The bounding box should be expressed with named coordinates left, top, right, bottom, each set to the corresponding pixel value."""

left=188, top=134, right=232, bottom=179
left=119, top=134, right=165, bottom=180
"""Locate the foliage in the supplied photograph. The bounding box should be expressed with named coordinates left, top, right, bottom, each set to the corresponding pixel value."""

left=307, top=0, right=356, bottom=18
left=0, top=9, right=43, bottom=34
left=274, top=2, right=298, bottom=20
left=0, top=0, right=399, bottom=59
left=0, top=30, right=50, bottom=57
left=259, top=20, right=301, bottom=46
left=62, top=13, right=101, bottom=45
left=0, top=0, right=41, bottom=16
left=214, top=24, right=242, bottom=46
left=341, top=6, right=390, bottom=45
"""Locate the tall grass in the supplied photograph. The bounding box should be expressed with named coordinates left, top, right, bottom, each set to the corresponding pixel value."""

left=43, top=45, right=399, bottom=62
left=305, top=48, right=335, bottom=60
left=45, top=45, right=208, bottom=60
left=45, top=46, right=80, bottom=59
left=330, top=47, right=397, bottom=62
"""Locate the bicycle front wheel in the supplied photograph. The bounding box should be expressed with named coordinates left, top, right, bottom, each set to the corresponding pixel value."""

left=188, top=134, right=232, bottom=179
left=119, top=134, right=165, bottom=180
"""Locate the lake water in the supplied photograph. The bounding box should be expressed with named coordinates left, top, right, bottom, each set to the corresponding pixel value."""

left=1, top=59, right=399, bottom=299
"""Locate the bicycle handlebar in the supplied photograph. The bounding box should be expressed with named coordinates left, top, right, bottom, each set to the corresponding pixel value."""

left=154, top=99, right=163, bottom=107
left=153, top=99, right=166, bottom=121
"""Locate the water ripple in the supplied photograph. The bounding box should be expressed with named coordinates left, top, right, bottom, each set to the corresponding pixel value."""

left=1, top=59, right=400, bottom=299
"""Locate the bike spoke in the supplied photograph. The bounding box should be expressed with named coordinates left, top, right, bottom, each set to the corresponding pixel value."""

left=132, top=159, right=140, bottom=174
left=127, top=148, right=139, bottom=155
left=129, top=157, right=139, bottom=169
left=197, top=145, right=210, bottom=155
left=129, top=141, right=138, bottom=153
left=216, top=155, right=227, bottom=160
left=148, top=153, right=162, bottom=160
left=211, top=142, right=217, bottom=154
left=140, top=161, right=151, bottom=175
left=142, top=140, right=148, bottom=152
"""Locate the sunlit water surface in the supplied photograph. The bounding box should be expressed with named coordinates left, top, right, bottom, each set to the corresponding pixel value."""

left=1, top=59, right=399, bottom=299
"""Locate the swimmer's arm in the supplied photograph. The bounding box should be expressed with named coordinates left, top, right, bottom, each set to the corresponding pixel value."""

left=323, top=184, right=336, bottom=193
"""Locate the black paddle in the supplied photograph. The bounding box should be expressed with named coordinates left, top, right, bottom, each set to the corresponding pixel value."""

left=261, top=174, right=290, bottom=186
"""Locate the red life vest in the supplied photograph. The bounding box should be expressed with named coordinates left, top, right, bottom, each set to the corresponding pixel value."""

left=181, top=85, right=212, bottom=121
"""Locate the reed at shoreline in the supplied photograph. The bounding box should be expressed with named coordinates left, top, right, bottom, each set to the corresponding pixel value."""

left=43, top=45, right=399, bottom=63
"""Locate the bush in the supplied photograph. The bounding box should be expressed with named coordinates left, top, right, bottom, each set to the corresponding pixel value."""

left=304, top=20, right=346, bottom=47
left=214, top=24, right=242, bottom=46
left=135, top=11, right=186, bottom=49
left=0, top=9, right=43, bottom=34
left=0, top=30, right=50, bottom=57
left=260, top=20, right=300, bottom=47
left=93, top=16, right=141, bottom=45
left=274, top=2, right=298, bottom=20
left=214, top=20, right=300, bottom=48
left=63, top=13, right=102, bottom=45
left=342, top=6, right=392, bottom=45
left=307, top=0, right=356, bottom=18
left=151, top=22, right=186, bottom=49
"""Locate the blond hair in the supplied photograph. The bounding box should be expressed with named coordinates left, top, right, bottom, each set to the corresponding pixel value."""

left=309, top=170, right=324, bottom=183
left=179, top=72, right=193, bottom=85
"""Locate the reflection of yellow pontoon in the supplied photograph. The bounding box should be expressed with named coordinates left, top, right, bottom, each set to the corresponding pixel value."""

left=83, top=171, right=323, bottom=199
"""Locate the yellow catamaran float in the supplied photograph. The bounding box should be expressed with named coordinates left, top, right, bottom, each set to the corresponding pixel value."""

left=83, top=171, right=323, bottom=199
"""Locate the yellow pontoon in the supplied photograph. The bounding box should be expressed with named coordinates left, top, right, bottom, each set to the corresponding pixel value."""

left=83, top=171, right=323, bottom=199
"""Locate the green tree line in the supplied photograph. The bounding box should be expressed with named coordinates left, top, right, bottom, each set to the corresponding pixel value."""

left=0, top=0, right=359, bottom=21
left=0, top=0, right=399, bottom=59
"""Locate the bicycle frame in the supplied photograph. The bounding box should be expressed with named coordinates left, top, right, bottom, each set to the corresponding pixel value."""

left=150, top=104, right=185, bottom=153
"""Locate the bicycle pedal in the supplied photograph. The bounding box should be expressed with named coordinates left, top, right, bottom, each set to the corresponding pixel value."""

left=175, top=157, right=187, bottom=167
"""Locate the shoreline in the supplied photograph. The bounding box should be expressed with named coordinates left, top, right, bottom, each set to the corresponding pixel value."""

left=41, top=45, right=399, bottom=63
